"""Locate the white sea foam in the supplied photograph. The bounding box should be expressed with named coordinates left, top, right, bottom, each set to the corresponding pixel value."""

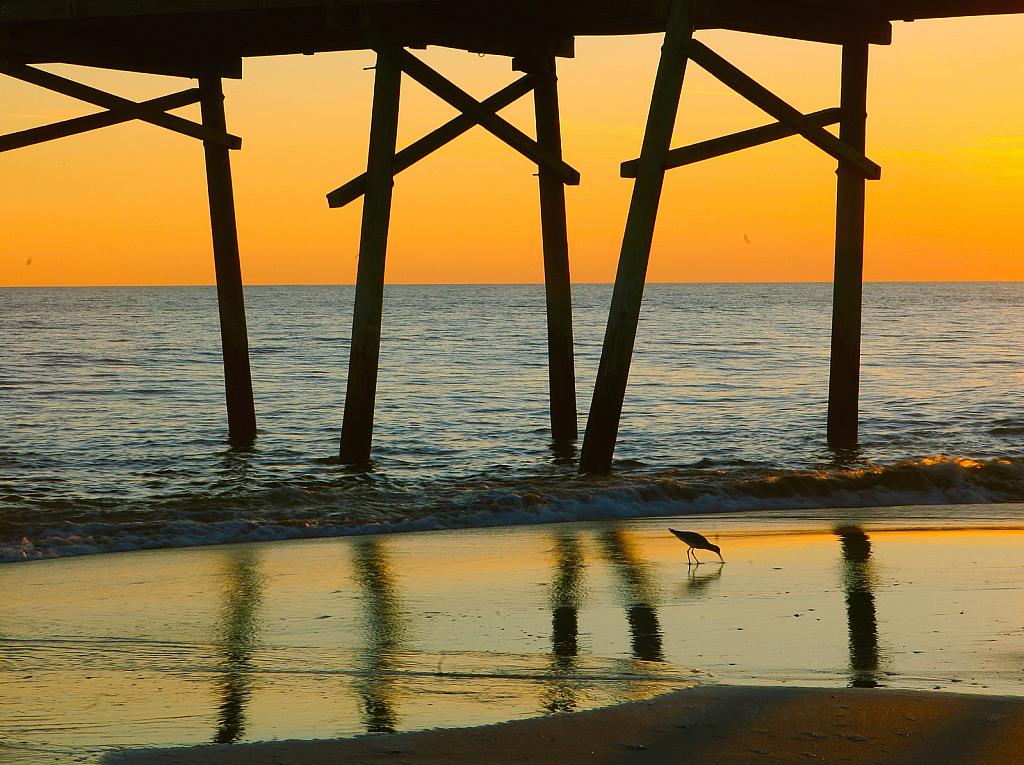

left=4, top=457, right=1022, bottom=563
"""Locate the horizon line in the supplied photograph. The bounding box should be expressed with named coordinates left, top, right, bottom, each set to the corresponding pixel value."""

left=4, top=279, right=1024, bottom=289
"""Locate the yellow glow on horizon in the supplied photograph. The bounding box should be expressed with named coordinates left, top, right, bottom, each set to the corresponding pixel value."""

left=3, top=15, right=1024, bottom=286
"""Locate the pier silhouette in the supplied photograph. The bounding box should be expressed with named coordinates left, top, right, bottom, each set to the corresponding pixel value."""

left=3, top=0, right=1021, bottom=466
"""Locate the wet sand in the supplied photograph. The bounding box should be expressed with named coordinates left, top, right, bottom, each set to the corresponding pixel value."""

left=3, top=505, right=1024, bottom=763
left=104, top=685, right=1024, bottom=765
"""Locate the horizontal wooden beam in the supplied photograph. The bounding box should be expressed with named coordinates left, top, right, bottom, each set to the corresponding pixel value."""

left=0, top=88, right=201, bottom=152
left=688, top=41, right=880, bottom=180
left=698, top=0, right=892, bottom=46
left=620, top=107, right=841, bottom=177
left=328, top=73, right=535, bottom=208
left=0, top=56, right=240, bottom=148
left=393, top=47, right=579, bottom=185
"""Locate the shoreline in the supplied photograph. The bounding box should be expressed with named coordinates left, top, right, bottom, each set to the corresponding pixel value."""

left=103, top=684, right=1024, bottom=764
left=5, top=511, right=1024, bottom=763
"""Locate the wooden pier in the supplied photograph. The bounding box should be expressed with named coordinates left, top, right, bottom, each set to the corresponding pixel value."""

left=3, top=0, right=1022, bottom=467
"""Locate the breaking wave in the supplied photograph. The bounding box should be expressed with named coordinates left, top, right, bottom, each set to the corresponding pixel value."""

left=4, top=456, right=1023, bottom=563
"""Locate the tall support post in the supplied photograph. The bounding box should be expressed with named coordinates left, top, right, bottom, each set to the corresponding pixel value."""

left=578, top=0, right=694, bottom=474
left=339, top=44, right=403, bottom=464
left=827, top=43, right=869, bottom=450
left=199, top=76, right=257, bottom=446
left=531, top=55, right=578, bottom=443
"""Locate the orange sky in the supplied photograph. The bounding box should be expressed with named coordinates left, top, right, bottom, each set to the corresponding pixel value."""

left=2, top=14, right=1024, bottom=287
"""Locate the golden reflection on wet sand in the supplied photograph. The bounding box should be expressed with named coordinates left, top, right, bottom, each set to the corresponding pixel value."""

left=349, top=537, right=406, bottom=734
left=4, top=517, right=1024, bottom=763
left=597, top=528, right=664, bottom=663
left=212, top=547, right=264, bottom=743
left=541, top=531, right=585, bottom=714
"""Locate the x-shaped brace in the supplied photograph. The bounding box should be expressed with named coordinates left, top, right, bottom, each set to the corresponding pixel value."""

left=0, top=88, right=202, bottom=153
left=328, top=72, right=537, bottom=208
left=394, top=48, right=579, bottom=185
left=327, top=47, right=579, bottom=208
left=0, top=57, right=240, bottom=149
left=620, top=42, right=880, bottom=181
left=688, top=41, right=879, bottom=180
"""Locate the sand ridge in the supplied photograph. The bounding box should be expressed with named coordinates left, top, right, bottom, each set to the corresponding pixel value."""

left=102, top=686, right=1024, bottom=765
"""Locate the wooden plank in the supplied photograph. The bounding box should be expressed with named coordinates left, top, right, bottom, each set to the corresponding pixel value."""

left=327, top=73, right=534, bottom=208
left=620, top=106, right=841, bottom=177
left=394, top=47, right=580, bottom=186
left=0, top=0, right=455, bottom=22
left=700, top=0, right=892, bottom=46
left=578, top=0, right=694, bottom=474
left=0, top=88, right=200, bottom=152
left=827, top=43, right=869, bottom=450
left=530, top=54, right=578, bottom=442
left=338, top=42, right=402, bottom=464
left=688, top=40, right=880, bottom=180
left=200, top=76, right=257, bottom=445
left=0, top=56, right=240, bottom=148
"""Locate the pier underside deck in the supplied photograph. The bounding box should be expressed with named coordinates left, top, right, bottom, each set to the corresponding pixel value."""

left=2, top=0, right=1024, bottom=77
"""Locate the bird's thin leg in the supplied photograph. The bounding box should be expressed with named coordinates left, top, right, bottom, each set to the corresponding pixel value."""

left=686, top=547, right=693, bottom=565
left=693, top=551, right=702, bottom=565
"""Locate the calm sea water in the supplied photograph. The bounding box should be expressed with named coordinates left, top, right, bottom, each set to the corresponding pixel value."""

left=3, top=282, right=1024, bottom=563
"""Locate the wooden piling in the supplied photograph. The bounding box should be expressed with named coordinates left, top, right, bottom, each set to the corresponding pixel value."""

left=532, top=55, right=578, bottom=442
left=199, top=76, right=257, bottom=446
left=827, top=43, right=869, bottom=450
left=578, top=0, right=694, bottom=474
left=339, top=44, right=402, bottom=464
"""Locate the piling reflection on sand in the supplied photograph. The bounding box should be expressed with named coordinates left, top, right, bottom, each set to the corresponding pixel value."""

left=3, top=509, right=1024, bottom=763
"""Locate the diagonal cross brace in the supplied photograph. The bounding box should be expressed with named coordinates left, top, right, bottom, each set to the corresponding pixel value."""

left=328, top=73, right=536, bottom=208
left=688, top=41, right=880, bottom=180
left=0, top=88, right=201, bottom=153
left=393, top=47, right=580, bottom=185
left=0, top=57, right=240, bottom=149
left=620, top=107, right=841, bottom=177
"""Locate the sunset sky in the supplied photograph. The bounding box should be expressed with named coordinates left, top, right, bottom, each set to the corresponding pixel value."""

left=2, top=13, right=1024, bottom=287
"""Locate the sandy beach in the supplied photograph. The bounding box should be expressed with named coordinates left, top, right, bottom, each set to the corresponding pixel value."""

left=104, top=685, right=1024, bottom=765
left=4, top=507, right=1024, bottom=763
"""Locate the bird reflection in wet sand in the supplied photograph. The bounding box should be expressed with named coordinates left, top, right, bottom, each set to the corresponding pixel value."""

left=212, top=547, right=264, bottom=744
left=597, top=530, right=664, bottom=663
left=836, top=526, right=883, bottom=688
left=351, top=537, right=406, bottom=733
left=677, top=565, right=723, bottom=597
left=542, top=532, right=585, bottom=714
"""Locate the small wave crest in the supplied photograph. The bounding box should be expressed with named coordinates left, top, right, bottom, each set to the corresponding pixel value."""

left=3, top=456, right=1023, bottom=563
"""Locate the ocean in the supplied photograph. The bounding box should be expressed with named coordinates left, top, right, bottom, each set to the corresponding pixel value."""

left=3, top=281, right=1024, bottom=564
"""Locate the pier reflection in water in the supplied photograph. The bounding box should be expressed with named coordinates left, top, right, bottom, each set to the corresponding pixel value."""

left=835, top=526, right=883, bottom=688
left=212, top=548, right=264, bottom=744
left=9, top=519, right=1024, bottom=761
left=542, top=532, right=585, bottom=713
left=350, top=537, right=406, bottom=734
left=597, top=529, right=664, bottom=663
